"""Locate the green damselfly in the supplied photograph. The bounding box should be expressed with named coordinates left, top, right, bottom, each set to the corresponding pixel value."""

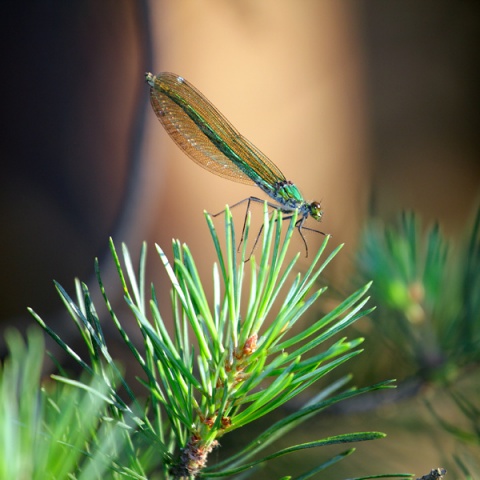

left=145, top=72, right=325, bottom=256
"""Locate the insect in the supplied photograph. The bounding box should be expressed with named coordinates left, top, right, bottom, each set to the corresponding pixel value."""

left=145, top=72, right=325, bottom=256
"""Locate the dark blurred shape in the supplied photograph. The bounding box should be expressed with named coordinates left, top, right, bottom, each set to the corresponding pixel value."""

left=359, top=0, right=480, bottom=231
left=0, top=2, right=149, bottom=350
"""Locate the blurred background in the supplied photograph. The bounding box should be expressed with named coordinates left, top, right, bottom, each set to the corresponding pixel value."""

left=1, top=1, right=479, bottom=478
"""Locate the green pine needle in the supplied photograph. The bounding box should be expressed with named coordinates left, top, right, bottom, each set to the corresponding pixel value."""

left=29, top=204, right=397, bottom=478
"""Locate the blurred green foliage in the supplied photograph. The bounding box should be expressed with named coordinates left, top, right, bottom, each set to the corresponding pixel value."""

left=356, top=208, right=480, bottom=382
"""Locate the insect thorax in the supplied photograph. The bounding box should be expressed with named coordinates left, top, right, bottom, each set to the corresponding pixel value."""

left=270, top=180, right=305, bottom=209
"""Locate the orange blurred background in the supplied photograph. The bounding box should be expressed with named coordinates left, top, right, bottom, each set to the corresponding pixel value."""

left=2, top=0, right=478, bottom=338
left=0, top=1, right=479, bottom=475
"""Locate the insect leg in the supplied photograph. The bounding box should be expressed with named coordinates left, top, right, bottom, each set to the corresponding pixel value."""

left=210, top=196, right=266, bottom=253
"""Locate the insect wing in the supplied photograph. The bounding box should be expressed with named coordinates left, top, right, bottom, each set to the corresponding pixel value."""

left=148, top=72, right=286, bottom=189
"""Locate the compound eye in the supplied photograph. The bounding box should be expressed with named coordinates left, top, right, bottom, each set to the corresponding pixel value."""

left=310, top=201, right=323, bottom=221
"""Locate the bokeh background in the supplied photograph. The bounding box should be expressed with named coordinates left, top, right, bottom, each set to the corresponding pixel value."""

left=1, top=1, right=479, bottom=478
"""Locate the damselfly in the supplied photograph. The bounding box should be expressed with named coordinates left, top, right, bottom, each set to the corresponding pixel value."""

left=145, top=72, right=325, bottom=256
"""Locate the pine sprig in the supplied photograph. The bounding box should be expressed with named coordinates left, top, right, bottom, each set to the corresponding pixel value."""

left=356, top=208, right=480, bottom=380
left=29, top=205, right=400, bottom=478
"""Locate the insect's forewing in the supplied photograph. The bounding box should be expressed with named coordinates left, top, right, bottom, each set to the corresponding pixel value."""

left=148, top=72, right=286, bottom=189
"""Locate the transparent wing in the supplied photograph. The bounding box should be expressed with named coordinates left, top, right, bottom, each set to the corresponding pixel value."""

left=147, top=72, right=286, bottom=189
